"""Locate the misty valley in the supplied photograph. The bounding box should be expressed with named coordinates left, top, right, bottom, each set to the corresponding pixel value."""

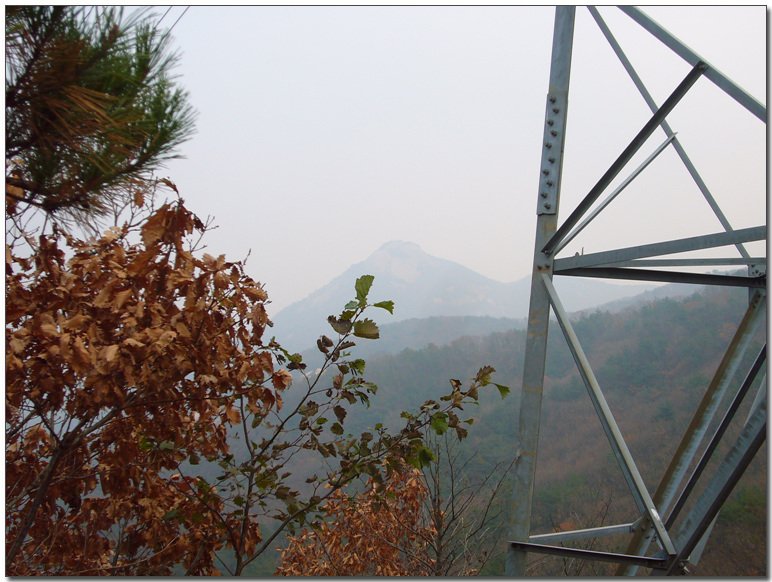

left=211, top=282, right=766, bottom=575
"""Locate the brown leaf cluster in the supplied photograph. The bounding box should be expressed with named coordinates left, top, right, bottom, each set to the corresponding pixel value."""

left=6, top=200, right=287, bottom=575
left=276, top=469, right=436, bottom=576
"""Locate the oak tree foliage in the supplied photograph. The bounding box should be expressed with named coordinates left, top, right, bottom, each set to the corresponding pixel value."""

left=276, top=432, right=514, bottom=577
left=6, top=199, right=275, bottom=574
left=6, top=196, right=505, bottom=574
left=276, top=468, right=434, bottom=576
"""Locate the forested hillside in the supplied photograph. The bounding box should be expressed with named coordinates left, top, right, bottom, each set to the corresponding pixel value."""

left=347, top=284, right=766, bottom=575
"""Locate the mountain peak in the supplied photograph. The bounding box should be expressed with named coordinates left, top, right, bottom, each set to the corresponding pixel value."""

left=376, top=240, right=424, bottom=254
left=271, top=241, right=663, bottom=352
left=365, top=241, right=427, bottom=283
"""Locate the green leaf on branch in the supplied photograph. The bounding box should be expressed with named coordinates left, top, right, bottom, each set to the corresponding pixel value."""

left=357, top=381, right=378, bottom=394
left=353, top=318, right=379, bottom=340
left=355, top=275, right=374, bottom=303
left=430, top=412, right=449, bottom=435
left=407, top=445, right=436, bottom=469
left=495, top=383, right=511, bottom=399
left=286, top=351, right=305, bottom=371
left=475, top=365, right=496, bottom=385
left=344, top=300, right=359, bottom=310
left=373, top=300, right=394, bottom=314
left=162, top=509, right=179, bottom=521
left=328, top=315, right=353, bottom=335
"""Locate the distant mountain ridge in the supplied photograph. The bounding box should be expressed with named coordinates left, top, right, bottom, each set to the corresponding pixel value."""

left=270, top=240, right=670, bottom=352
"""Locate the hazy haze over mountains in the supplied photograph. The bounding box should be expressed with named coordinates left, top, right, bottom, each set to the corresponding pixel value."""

left=270, top=241, right=675, bottom=352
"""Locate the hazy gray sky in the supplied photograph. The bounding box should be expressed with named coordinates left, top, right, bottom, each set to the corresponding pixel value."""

left=159, top=6, right=766, bottom=315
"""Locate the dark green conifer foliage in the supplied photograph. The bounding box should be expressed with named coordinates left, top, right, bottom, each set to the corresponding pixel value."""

left=5, top=6, right=195, bottom=228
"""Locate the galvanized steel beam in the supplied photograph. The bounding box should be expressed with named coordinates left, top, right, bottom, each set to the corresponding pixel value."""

left=746, top=374, right=766, bottom=422
left=619, top=6, right=767, bottom=122
left=615, top=291, right=766, bottom=575
left=596, top=258, right=764, bottom=268
left=588, top=6, right=755, bottom=261
left=509, top=540, right=670, bottom=570
left=509, top=7, right=766, bottom=576
left=665, top=345, right=766, bottom=529
left=556, top=267, right=766, bottom=288
left=553, top=225, right=766, bottom=271
left=504, top=6, right=575, bottom=577
left=552, top=134, right=677, bottom=257
left=659, top=391, right=767, bottom=575
left=530, top=522, right=637, bottom=545
left=540, top=273, right=676, bottom=556
left=541, top=61, right=707, bottom=257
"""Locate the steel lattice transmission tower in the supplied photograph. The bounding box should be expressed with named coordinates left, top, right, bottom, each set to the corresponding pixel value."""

left=505, top=6, right=766, bottom=576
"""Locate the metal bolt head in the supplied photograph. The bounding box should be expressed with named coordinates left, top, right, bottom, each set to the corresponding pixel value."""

left=549, top=96, right=556, bottom=103
left=544, top=203, right=552, bottom=209
left=545, top=142, right=552, bottom=149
